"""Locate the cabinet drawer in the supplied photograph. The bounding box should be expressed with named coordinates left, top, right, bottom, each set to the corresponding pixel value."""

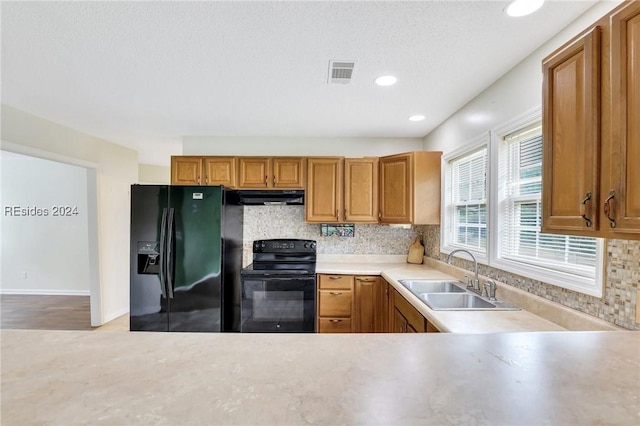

left=318, top=290, right=352, bottom=317
left=318, top=274, right=354, bottom=290
left=394, top=291, right=426, bottom=332
left=318, top=318, right=352, bottom=333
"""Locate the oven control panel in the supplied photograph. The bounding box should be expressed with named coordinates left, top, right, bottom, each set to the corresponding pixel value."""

left=253, top=239, right=317, bottom=253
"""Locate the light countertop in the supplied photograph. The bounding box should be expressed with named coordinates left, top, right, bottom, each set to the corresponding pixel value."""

left=2, top=329, right=638, bottom=425
left=316, top=260, right=567, bottom=333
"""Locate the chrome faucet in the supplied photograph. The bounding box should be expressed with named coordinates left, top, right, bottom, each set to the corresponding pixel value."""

left=484, top=280, right=497, bottom=301
left=446, top=249, right=480, bottom=293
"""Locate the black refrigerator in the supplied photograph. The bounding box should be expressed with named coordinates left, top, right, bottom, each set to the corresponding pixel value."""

left=130, top=185, right=243, bottom=332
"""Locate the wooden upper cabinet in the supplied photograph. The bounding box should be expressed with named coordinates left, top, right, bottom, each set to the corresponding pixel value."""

left=238, top=157, right=271, bottom=189
left=379, top=152, right=442, bottom=225
left=607, top=1, right=640, bottom=235
left=272, top=157, right=305, bottom=189
left=541, top=1, right=640, bottom=240
left=237, top=157, right=305, bottom=189
left=541, top=26, right=601, bottom=234
left=306, top=158, right=343, bottom=223
left=203, top=157, right=236, bottom=187
left=344, top=158, right=379, bottom=223
left=171, top=156, right=202, bottom=185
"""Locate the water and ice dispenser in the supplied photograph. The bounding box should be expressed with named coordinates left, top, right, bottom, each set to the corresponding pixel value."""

left=137, top=242, right=160, bottom=274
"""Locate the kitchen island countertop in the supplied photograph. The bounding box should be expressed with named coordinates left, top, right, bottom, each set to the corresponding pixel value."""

left=1, top=329, right=638, bottom=425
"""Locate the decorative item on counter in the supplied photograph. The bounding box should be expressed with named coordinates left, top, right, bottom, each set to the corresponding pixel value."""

left=407, top=236, right=425, bottom=264
left=321, top=224, right=355, bottom=237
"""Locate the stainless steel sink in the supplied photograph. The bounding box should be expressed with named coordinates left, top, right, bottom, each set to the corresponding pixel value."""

left=420, top=293, right=496, bottom=310
left=398, top=278, right=521, bottom=311
left=419, top=293, right=520, bottom=311
left=399, top=279, right=467, bottom=294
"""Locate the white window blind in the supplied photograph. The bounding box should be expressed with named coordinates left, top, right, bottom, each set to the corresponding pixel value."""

left=498, top=124, right=597, bottom=277
left=449, top=147, right=487, bottom=251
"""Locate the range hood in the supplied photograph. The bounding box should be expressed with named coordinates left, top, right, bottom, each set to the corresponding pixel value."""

left=237, top=190, right=304, bottom=206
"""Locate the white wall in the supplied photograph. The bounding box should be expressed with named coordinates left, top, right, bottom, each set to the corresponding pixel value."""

left=422, top=0, right=623, bottom=153
left=184, top=136, right=423, bottom=157
left=1, top=152, right=90, bottom=294
left=1, top=104, right=138, bottom=325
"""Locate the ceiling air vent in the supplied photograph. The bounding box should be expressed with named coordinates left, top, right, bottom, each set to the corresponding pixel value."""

left=328, top=60, right=355, bottom=84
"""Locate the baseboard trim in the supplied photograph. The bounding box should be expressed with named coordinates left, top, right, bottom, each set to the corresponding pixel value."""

left=0, top=289, right=90, bottom=296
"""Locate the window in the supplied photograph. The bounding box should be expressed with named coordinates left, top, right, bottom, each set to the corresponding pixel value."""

left=441, top=108, right=604, bottom=297
left=442, top=136, right=488, bottom=260
left=490, top=110, right=603, bottom=296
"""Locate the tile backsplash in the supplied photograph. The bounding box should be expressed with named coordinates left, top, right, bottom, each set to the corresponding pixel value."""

left=418, top=225, right=640, bottom=330
left=242, top=206, right=419, bottom=266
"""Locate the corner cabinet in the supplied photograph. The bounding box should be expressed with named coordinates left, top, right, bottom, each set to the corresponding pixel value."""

left=542, top=1, right=640, bottom=239
left=379, top=151, right=442, bottom=225
left=388, top=285, right=440, bottom=333
left=306, top=157, right=379, bottom=223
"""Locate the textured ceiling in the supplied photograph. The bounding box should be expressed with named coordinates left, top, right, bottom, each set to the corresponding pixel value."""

left=2, top=1, right=599, bottom=164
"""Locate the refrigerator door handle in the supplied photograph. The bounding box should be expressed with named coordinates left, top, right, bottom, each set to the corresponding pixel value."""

left=158, top=208, right=168, bottom=299
left=166, top=207, right=175, bottom=299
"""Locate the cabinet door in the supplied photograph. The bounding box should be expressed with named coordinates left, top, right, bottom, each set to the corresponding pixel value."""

left=379, top=154, right=412, bottom=223
left=541, top=27, right=601, bottom=234
left=171, top=157, right=202, bottom=185
left=393, top=290, right=426, bottom=332
left=345, top=158, right=379, bottom=223
left=608, top=2, right=640, bottom=235
left=376, top=280, right=389, bottom=333
left=306, top=158, right=343, bottom=222
left=393, top=308, right=408, bottom=333
left=203, top=157, right=236, bottom=187
left=238, top=157, right=270, bottom=188
left=318, top=290, right=352, bottom=317
left=354, top=276, right=378, bottom=333
left=272, top=157, right=305, bottom=189
left=318, top=318, right=352, bottom=333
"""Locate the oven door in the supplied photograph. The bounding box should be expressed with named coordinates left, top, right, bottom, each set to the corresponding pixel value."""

left=241, top=275, right=316, bottom=333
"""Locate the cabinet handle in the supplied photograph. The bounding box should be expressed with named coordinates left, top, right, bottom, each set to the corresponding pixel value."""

left=330, top=319, right=342, bottom=323
left=580, top=192, right=593, bottom=227
left=604, top=191, right=616, bottom=228
left=356, top=278, right=375, bottom=282
left=328, top=276, right=341, bottom=280
left=378, top=211, right=382, bottom=219
left=336, top=209, right=339, bottom=220
left=329, top=292, right=343, bottom=295
left=205, top=176, right=208, bottom=184
left=265, top=175, right=268, bottom=185
left=273, top=176, right=276, bottom=186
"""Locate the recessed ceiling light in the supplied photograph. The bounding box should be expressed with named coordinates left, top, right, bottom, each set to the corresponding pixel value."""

left=409, top=115, right=426, bottom=122
left=374, top=75, right=397, bottom=86
left=505, top=0, right=544, bottom=17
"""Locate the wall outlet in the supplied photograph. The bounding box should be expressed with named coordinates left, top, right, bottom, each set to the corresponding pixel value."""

left=21, top=271, right=27, bottom=279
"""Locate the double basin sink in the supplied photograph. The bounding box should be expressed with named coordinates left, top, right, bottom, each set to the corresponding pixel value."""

left=398, top=279, right=520, bottom=311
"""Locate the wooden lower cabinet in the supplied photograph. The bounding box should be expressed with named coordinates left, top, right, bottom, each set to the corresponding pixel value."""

left=388, top=284, right=440, bottom=333
left=317, top=274, right=354, bottom=333
left=317, top=274, right=439, bottom=333
left=392, top=287, right=426, bottom=333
